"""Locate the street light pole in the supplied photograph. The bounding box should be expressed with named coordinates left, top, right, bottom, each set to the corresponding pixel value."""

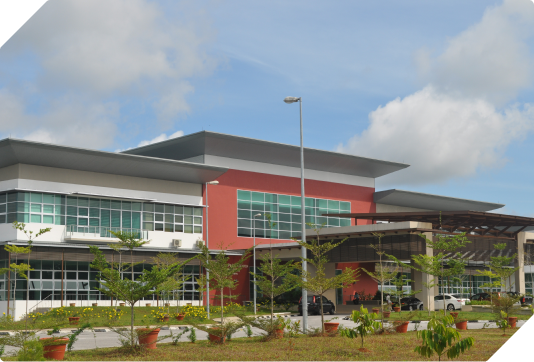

left=205, top=180, right=219, bottom=320
left=253, top=213, right=261, bottom=315
left=283, top=96, right=307, bottom=332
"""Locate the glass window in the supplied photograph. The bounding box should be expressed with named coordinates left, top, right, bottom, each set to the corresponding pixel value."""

left=155, top=214, right=163, bottom=222
left=111, top=200, right=121, bottom=210
left=175, top=224, right=183, bottom=232
left=175, top=215, right=183, bottom=223
left=174, top=205, right=183, bottom=215
left=30, top=214, right=41, bottom=223
left=155, top=223, right=163, bottom=231
left=184, top=207, right=193, bottom=215
left=143, top=213, right=154, bottom=222
left=78, top=198, right=89, bottom=207
left=131, top=202, right=142, bottom=211
left=194, top=208, right=202, bottom=216
left=237, top=190, right=251, bottom=201
left=30, top=193, right=42, bottom=203
left=30, top=204, right=41, bottom=213
left=121, top=201, right=131, bottom=210
left=100, top=199, right=110, bottom=209
left=143, top=203, right=154, bottom=212
left=184, top=225, right=193, bottom=233
left=78, top=208, right=88, bottom=216
left=155, top=204, right=164, bottom=213
left=43, top=204, right=54, bottom=214
left=67, top=197, right=77, bottom=206
left=43, top=215, right=54, bottom=224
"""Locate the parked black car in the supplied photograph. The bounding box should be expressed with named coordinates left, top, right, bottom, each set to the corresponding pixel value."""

left=470, top=292, right=490, bottom=302
left=399, top=297, right=424, bottom=311
left=298, top=295, right=335, bottom=316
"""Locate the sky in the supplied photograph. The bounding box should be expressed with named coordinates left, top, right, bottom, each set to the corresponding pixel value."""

left=1, top=0, right=534, bottom=216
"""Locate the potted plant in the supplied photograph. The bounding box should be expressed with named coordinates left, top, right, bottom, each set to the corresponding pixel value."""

left=136, top=327, right=161, bottom=349
left=382, top=310, right=391, bottom=318
left=40, top=337, right=69, bottom=360
left=208, top=327, right=226, bottom=344
left=119, top=302, right=125, bottom=307
left=69, top=303, right=75, bottom=307
left=324, top=317, right=340, bottom=333
left=174, top=312, right=185, bottom=321
left=146, top=303, right=152, bottom=307
left=393, top=311, right=416, bottom=333
left=454, top=315, right=468, bottom=330
left=372, top=307, right=380, bottom=314
left=68, top=311, right=80, bottom=325
left=450, top=311, right=459, bottom=319
left=508, top=316, right=518, bottom=328
left=92, top=303, right=98, bottom=307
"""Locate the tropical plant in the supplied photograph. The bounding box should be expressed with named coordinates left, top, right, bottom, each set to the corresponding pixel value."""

left=251, top=214, right=299, bottom=326
left=410, top=231, right=471, bottom=316
left=294, top=223, right=358, bottom=333
left=187, top=327, right=196, bottom=343
left=17, top=339, right=45, bottom=361
left=89, top=244, right=192, bottom=349
left=362, top=233, right=399, bottom=322
left=151, top=252, right=189, bottom=314
left=477, top=243, right=518, bottom=297
left=495, top=311, right=510, bottom=336
left=340, top=307, right=381, bottom=350
left=414, top=314, right=475, bottom=361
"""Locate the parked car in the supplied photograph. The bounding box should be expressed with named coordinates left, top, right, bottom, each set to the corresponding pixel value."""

left=470, top=292, right=491, bottom=301
left=434, top=294, right=466, bottom=311
left=298, top=295, right=335, bottom=316
left=399, top=297, right=423, bottom=311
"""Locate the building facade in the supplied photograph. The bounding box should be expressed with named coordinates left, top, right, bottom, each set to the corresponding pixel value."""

left=0, top=131, right=531, bottom=319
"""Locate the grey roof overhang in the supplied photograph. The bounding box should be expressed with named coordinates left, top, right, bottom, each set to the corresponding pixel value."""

left=123, top=131, right=409, bottom=178
left=0, top=138, right=228, bottom=184
left=374, top=189, right=504, bottom=212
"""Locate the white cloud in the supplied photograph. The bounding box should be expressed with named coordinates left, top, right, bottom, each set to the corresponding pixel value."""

left=340, top=0, right=534, bottom=185
left=416, top=0, right=534, bottom=105
left=0, top=90, right=119, bottom=148
left=0, top=0, right=216, bottom=148
left=137, top=130, right=184, bottom=148
left=338, top=86, right=534, bottom=185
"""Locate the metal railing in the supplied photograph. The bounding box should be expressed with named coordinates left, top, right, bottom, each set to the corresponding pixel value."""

left=65, top=226, right=148, bottom=239
left=29, top=293, right=53, bottom=314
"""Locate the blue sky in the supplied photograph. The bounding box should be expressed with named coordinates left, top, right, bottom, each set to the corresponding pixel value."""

left=1, top=0, right=534, bottom=215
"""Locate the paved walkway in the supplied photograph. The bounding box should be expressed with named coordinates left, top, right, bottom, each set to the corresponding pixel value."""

left=1, top=314, right=527, bottom=356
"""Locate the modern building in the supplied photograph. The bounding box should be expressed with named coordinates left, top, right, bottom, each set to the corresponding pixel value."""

left=0, top=131, right=532, bottom=319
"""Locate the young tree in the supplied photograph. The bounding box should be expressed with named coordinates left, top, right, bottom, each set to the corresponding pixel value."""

left=362, top=233, right=399, bottom=325
left=196, top=242, right=252, bottom=324
left=151, top=252, right=189, bottom=315
left=195, top=242, right=251, bottom=342
left=89, top=245, right=192, bottom=348
left=0, top=222, right=51, bottom=324
left=109, top=230, right=148, bottom=282
left=294, top=223, right=358, bottom=334
left=250, top=214, right=300, bottom=327
left=476, top=243, right=518, bottom=294
left=411, top=232, right=471, bottom=316
left=340, top=307, right=381, bottom=351
left=414, top=315, right=474, bottom=361
left=388, top=270, right=420, bottom=312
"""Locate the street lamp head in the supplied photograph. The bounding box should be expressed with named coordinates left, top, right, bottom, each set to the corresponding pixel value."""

left=254, top=213, right=262, bottom=217
left=284, top=96, right=301, bottom=104
left=207, top=181, right=219, bottom=185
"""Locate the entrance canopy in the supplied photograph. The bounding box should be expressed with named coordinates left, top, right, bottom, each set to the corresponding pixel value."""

left=324, top=211, right=534, bottom=240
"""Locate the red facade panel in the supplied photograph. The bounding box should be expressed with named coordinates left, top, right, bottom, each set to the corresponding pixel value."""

left=203, top=169, right=376, bottom=250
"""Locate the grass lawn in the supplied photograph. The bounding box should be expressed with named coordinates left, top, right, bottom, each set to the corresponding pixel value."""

left=60, top=328, right=516, bottom=361
left=3, top=306, right=273, bottom=330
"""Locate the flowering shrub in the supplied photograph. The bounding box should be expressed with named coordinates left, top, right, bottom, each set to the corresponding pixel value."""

left=181, top=305, right=208, bottom=320
left=150, top=307, right=170, bottom=321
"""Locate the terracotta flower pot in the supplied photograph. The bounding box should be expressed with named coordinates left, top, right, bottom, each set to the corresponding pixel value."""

left=508, top=317, right=518, bottom=328
left=69, top=303, right=75, bottom=307
left=382, top=311, right=391, bottom=318
left=92, top=303, right=98, bottom=307
left=146, top=303, right=152, bottom=307
left=324, top=322, right=339, bottom=333
left=208, top=328, right=226, bottom=344
left=175, top=314, right=185, bottom=321
left=41, top=338, right=69, bottom=361
left=372, top=308, right=380, bottom=314
left=450, top=312, right=459, bottom=319
left=455, top=321, right=467, bottom=330
left=164, top=303, right=170, bottom=307
left=395, top=321, right=409, bottom=333
left=137, top=328, right=160, bottom=349
left=161, top=316, right=170, bottom=322
left=393, top=306, right=401, bottom=312
left=68, top=317, right=80, bottom=325
left=119, top=303, right=125, bottom=307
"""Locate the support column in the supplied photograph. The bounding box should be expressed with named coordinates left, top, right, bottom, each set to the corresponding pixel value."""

left=515, top=232, right=527, bottom=294
left=414, top=232, right=435, bottom=311
left=324, top=263, right=336, bottom=305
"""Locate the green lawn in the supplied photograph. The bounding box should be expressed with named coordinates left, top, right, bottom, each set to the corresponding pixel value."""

left=58, top=328, right=516, bottom=361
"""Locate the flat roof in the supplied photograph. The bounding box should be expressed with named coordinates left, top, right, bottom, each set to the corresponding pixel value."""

left=124, top=131, right=410, bottom=178
left=374, top=189, right=504, bottom=212
left=0, top=138, right=228, bottom=184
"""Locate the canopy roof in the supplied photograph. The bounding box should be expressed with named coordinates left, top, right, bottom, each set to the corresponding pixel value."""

left=323, top=211, right=534, bottom=239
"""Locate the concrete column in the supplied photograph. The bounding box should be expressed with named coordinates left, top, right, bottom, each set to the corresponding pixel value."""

left=413, top=231, right=435, bottom=311
left=515, top=232, right=526, bottom=294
